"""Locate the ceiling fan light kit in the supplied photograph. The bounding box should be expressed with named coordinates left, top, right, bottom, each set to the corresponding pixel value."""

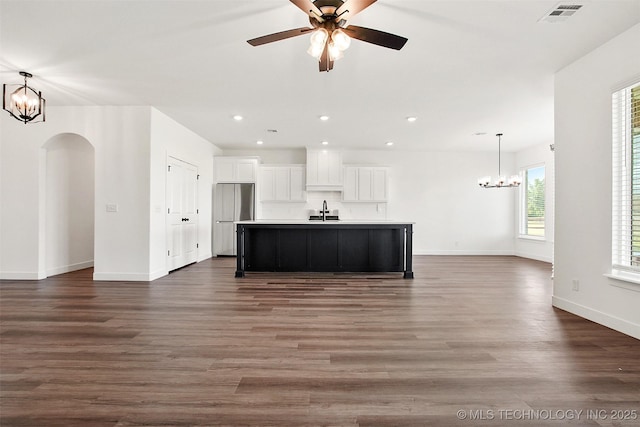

left=332, top=28, right=351, bottom=50
left=3, top=71, right=46, bottom=124
left=248, top=0, right=408, bottom=72
left=478, top=133, right=522, bottom=188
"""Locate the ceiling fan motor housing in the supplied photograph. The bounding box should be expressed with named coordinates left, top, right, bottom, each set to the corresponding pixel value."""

left=310, top=0, right=348, bottom=26
left=309, top=16, right=346, bottom=30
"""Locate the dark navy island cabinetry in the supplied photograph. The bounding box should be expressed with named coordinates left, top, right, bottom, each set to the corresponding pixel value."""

left=234, top=221, right=414, bottom=279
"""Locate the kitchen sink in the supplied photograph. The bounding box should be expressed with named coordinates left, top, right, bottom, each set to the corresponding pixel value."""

left=309, top=215, right=339, bottom=221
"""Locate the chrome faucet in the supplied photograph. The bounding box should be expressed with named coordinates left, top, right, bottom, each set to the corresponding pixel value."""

left=322, top=200, right=328, bottom=222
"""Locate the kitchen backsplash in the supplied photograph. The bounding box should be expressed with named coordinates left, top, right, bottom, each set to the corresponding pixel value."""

left=258, top=191, right=387, bottom=221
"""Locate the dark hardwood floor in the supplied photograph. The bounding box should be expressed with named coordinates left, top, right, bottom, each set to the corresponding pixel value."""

left=1, top=256, right=638, bottom=426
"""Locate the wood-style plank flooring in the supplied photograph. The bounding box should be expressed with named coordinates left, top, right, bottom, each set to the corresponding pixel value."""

left=1, top=256, right=639, bottom=426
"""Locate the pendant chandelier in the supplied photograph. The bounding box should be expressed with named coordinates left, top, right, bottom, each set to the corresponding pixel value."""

left=3, top=71, right=46, bottom=124
left=477, top=133, right=521, bottom=188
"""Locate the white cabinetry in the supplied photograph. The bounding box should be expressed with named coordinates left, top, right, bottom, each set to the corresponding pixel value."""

left=343, top=166, right=388, bottom=202
left=260, top=165, right=306, bottom=202
left=306, top=149, right=343, bottom=191
left=289, top=166, right=306, bottom=201
left=214, top=157, right=259, bottom=183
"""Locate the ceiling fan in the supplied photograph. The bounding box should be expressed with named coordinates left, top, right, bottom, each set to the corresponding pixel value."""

left=247, top=0, right=408, bottom=72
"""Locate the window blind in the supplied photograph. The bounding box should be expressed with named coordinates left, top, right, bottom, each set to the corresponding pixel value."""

left=522, top=166, right=545, bottom=237
left=612, top=82, right=640, bottom=272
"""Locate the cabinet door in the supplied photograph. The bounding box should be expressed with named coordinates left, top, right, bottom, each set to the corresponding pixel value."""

left=306, top=150, right=319, bottom=185
left=236, top=159, right=256, bottom=182
left=274, top=168, right=290, bottom=201
left=215, top=158, right=235, bottom=182
left=289, top=166, right=306, bottom=201
left=306, top=149, right=342, bottom=188
left=358, top=168, right=374, bottom=201
left=327, top=150, right=343, bottom=185
left=343, top=166, right=358, bottom=201
left=372, top=168, right=388, bottom=201
left=260, top=167, right=276, bottom=201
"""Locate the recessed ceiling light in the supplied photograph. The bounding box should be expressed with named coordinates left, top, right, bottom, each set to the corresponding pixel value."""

left=233, top=115, right=243, bottom=121
left=406, top=116, right=417, bottom=122
left=319, top=115, right=330, bottom=121
left=386, top=141, right=394, bottom=146
left=256, top=140, right=264, bottom=145
left=321, top=141, right=329, bottom=145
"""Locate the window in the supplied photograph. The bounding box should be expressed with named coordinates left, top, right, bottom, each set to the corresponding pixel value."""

left=520, top=165, right=545, bottom=238
left=612, top=81, right=640, bottom=272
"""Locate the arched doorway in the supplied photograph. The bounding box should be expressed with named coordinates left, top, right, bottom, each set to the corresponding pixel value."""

left=42, top=133, right=95, bottom=277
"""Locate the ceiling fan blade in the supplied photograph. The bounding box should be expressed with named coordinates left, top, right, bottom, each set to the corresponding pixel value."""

left=290, top=0, right=324, bottom=20
left=342, top=25, right=408, bottom=50
left=335, top=0, right=377, bottom=21
left=247, top=27, right=314, bottom=46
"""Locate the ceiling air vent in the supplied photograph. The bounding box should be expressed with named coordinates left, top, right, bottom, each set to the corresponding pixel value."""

left=539, top=3, right=585, bottom=23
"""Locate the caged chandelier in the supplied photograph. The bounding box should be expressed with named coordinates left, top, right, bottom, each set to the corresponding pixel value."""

left=477, top=133, right=522, bottom=188
left=3, top=71, right=46, bottom=124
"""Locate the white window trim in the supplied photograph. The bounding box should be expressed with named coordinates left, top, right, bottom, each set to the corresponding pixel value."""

left=519, top=162, right=546, bottom=240
left=518, top=234, right=546, bottom=242
left=611, top=81, right=640, bottom=279
left=604, top=271, right=640, bottom=290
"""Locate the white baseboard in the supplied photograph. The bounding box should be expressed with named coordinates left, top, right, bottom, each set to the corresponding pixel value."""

left=0, top=271, right=45, bottom=280
left=5, top=257, right=210, bottom=282
left=411, top=251, right=551, bottom=263
left=515, top=251, right=552, bottom=263
left=93, top=271, right=160, bottom=282
left=414, top=250, right=515, bottom=256
left=552, top=296, right=640, bottom=340
left=149, top=268, right=168, bottom=281
left=46, top=260, right=94, bottom=277
left=197, top=252, right=213, bottom=262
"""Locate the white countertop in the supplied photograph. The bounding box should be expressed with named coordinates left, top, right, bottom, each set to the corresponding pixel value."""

left=235, top=220, right=415, bottom=225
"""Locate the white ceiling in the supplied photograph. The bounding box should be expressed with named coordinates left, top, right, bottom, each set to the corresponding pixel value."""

left=1, top=1, right=639, bottom=152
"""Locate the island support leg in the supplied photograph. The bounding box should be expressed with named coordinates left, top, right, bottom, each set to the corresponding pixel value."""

left=403, top=224, right=414, bottom=279
left=235, top=224, right=245, bottom=278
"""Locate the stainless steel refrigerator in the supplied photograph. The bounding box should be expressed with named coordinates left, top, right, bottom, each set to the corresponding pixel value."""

left=214, top=183, right=255, bottom=256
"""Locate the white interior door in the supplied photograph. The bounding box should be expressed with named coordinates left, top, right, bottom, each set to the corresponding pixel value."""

left=167, top=157, right=198, bottom=271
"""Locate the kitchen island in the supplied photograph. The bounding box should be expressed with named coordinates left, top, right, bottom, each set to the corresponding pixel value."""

left=234, top=220, right=414, bottom=279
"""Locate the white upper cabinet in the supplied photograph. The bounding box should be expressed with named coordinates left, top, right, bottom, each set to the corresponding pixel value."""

left=260, top=167, right=277, bottom=200
left=260, top=165, right=306, bottom=202
left=214, top=157, right=259, bottom=183
left=306, top=149, right=343, bottom=191
left=343, top=166, right=388, bottom=202
left=343, top=166, right=359, bottom=201
left=289, top=166, right=306, bottom=201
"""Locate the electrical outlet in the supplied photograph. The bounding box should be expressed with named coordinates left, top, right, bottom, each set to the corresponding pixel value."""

left=106, top=203, right=118, bottom=213
left=572, top=279, right=579, bottom=291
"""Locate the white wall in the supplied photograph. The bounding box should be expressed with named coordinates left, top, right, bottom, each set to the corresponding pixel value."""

left=1, top=106, right=152, bottom=280
left=224, top=148, right=517, bottom=255
left=515, top=143, right=555, bottom=263
left=1, top=106, right=223, bottom=281
left=44, top=133, right=95, bottom=276
left=554, top=24, right=640, bottom=339
left=149, top=108, right=221, bottom=279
